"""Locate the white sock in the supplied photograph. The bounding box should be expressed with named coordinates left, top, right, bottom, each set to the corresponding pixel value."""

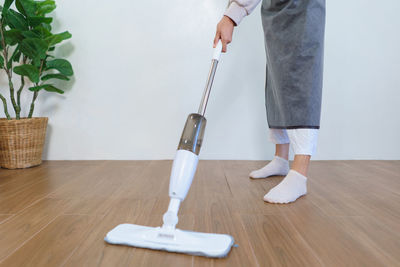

left=249, top=156, right=289, bottom=179
left=263, top=170, right=307, bottom=204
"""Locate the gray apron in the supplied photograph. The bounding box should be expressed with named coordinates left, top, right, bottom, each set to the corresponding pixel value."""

left=261, top=0, right=326, bottom=129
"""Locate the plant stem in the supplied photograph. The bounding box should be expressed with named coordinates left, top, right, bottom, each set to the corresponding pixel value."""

left=16, top=57, right=27, bottom=118
left=0, top=93, right=11, bottom=119
left=0, top=20, right=19, bottom=119
left=17, top=75, right=25, bottom=107
left=28, top=59, right=45, bottom=118
left=28, top=91, right=38, bottom=118
left=8, top=80, right=20, bottom=118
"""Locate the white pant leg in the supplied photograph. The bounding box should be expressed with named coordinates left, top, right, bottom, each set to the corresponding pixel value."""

left=269, top=129, right=290, bottom=144
left=287, top=129, right=319, bottom=156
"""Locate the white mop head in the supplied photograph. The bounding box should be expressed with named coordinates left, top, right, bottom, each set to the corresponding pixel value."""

left=105, top=224, right=234, bottom=258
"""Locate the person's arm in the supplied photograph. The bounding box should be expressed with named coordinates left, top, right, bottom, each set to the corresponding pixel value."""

left=214, top=0, right=262, bottom=52
left=224, top=0, right=262, bottom=26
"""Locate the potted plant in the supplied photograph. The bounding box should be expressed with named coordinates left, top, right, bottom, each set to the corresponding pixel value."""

left=0, top=0, right=73, bottom=169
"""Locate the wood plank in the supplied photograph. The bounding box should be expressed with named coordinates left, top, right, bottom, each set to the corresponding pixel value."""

left=220, top=160, right=283, bottom=215
left=307, top=161, right=366, bottom=198
left=0, top=215, right=11, bottom=224
left=307, top=162, right=400, bottom=231
left=110, top=160, right=171, bottom=200
left=0, top=160, right=399, bottom=266
left=0, top=214, right=100, bottom=267
left=0, top=198, right=71, bottom=262
left=307, top=171, right=400, bottom=231
left=180, top=160, right=233, bottom=216
left=240, top=214, right=322, bottom=266
left=48, top=161, right=143, bottom=198
left=368, top=160, right=400, bottom=175
left=310, top=161, right=399, bottom=199
left=63, top=198, right=157, bottom=267
left=183, top=161, right=259, bottom=266
left=351, top=194, right=400, bottom=233
left=0, top=164, right=56, bottom=199
left=282, top=201, right=385, bottom=266
left=330, top=215, right=400, bottom=266
left=341, top=160, right=400, bottom=196
left=192, top=198, right=259, bottom=267
left=0, top=161, right=101, bottom=193
left=0, top=167, right=41, bottom=187
left=0, top=161, right=67, bottom=183
left=306, top=163, right=371, bottom=217
left=50, top=161, right=149, bottom=215
left=0, top=163, right=97, bottom=214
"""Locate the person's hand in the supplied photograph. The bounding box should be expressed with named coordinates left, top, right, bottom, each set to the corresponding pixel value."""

left=214, top=16, right=235, bottom=52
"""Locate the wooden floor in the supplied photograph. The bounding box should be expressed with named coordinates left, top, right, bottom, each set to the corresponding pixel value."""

left=0, top=160, right=399, bottom=267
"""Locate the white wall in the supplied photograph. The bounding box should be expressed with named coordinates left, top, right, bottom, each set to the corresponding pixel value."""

left=24, top=0, right=400, bottom=160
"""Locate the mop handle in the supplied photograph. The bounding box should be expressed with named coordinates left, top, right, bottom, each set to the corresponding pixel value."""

left=198, top=41, right=223, bottom=116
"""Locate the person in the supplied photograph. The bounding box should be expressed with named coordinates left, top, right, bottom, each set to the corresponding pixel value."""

left=214, top=0, right=326, bottom=203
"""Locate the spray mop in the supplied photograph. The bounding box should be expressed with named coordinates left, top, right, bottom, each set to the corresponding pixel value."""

left=105, top=41, right=234, bottom=258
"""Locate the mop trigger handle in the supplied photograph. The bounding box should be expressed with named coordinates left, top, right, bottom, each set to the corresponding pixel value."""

left=212, top=40, right=223, bottom=61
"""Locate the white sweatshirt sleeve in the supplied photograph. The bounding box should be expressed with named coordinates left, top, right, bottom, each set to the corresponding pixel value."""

left=223, top=0, right=262, bottom=26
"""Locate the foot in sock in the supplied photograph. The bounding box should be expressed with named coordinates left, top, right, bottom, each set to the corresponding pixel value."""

left=263, top=170, right=307, bottom=204
left=249, top=156, right=289, bottom=179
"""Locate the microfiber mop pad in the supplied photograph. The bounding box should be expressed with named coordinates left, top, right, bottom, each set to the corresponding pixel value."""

left=105, top=224, right=234, bottom=258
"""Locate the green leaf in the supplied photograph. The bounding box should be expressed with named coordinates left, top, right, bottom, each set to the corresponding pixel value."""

left=45, top=31, right=71, bottom=46
left=45, top=59, right=73, bottom=76
left=2, top=0, right=15, bottom=14
left=21, top=30, right=40, bottom=38
left=29, top=84, right=64, bottom=94
left=4, top=29, right=23, bottom=45
left=12, top=50, right=22, bottom=63
left=4, top=9, right=28, bottom=30
left=13, top=64, right=40, bottom=83
left=10, top=45, right=22, bottom=63
left=43, top=84, right=63, bottom=94
left=32, top=57, right=41, bottom=67
left=0, top=55, right=4, bottom=68
left=36, top=0, right=56, bottom=16
left=28, top=16, right=52, bottom=27
left=41, top=73, right=70, bottom=81
left=19, top=37, right=48, bottom=60
left=42, top=22, right=51, bottom=32
left=32, top=25, right=52, bottom=38
left=15, top=0, right=37, bottom=17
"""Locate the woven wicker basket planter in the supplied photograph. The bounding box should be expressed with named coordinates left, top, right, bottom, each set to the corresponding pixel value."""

left=0, top=117, right=48, bottom=169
